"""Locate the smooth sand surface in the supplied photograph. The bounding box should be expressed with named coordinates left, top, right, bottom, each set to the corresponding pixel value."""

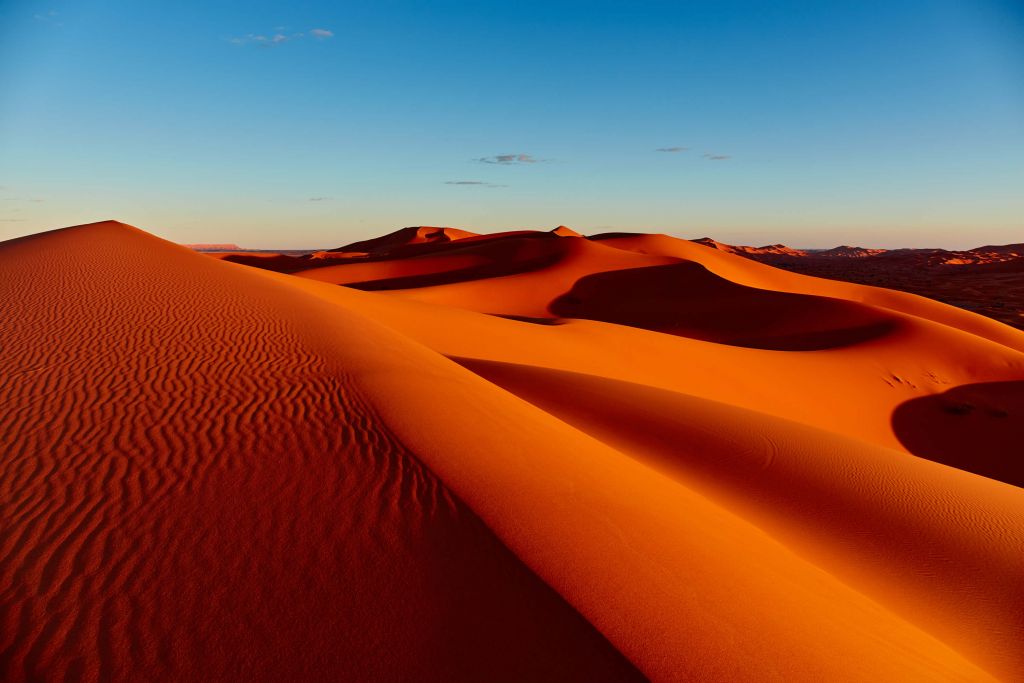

left=3, top=221, right=1023, bottom=681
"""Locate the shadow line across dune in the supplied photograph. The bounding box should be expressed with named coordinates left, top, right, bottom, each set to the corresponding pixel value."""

left=348, top=249, right=564, bottom=291
left=548, top=262, right=899, bottom=350
left=451, top=356, right=1024, bottom=677
left=893, top=380, right=1024, bottom=488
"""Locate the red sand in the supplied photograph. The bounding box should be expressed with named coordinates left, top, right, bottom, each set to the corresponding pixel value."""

left=3, top=221, right=1023, bottom=681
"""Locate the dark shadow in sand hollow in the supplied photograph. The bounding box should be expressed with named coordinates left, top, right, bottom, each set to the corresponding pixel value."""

left=893, top=380, right=1024, bottom=487
left=549, top=262, right=898, bottom=351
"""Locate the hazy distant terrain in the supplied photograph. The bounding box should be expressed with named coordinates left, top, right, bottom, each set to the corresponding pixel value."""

left=693, top=238, right=1024, bottom=331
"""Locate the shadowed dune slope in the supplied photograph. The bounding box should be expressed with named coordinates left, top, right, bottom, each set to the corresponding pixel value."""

left=893, top=380, right=1024, bottom=487
left=4, top=222, right=1024, bottom=681
left=297, top=233, right=577, bottom=289
left=549, top=262, right=899, bottom=350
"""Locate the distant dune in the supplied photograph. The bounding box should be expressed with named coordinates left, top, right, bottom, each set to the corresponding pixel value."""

left=695, top=237, right=1024, bottom=330
left=182, top=242, right=246, bottom=251
left=3, top=221, right=1023, bottom=681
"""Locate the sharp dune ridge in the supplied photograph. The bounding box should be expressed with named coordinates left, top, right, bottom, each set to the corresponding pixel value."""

left=2, top=220, right=1023, bottom=681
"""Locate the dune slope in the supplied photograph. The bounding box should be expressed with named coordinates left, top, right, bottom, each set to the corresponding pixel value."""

left=0, top=222, right=641, bottom=681
left=455, top=358, right=1024, bottom=678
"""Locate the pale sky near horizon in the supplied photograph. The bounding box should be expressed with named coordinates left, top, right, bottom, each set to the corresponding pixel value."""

left=1, top=0, right=1022, bottom=249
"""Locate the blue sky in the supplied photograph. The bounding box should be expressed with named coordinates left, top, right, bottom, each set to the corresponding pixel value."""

left=1, top=0, right=1022, bottom=248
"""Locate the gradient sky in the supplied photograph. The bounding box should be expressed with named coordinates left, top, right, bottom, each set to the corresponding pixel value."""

left=1, top=0, right=1022, bottom=248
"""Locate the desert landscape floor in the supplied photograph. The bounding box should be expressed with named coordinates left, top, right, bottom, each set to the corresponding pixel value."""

left=2, top=222, right=1023, bottom=681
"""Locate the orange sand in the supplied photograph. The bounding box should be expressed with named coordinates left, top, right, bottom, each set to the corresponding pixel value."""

left=2, top=221, right=1023, bottom=681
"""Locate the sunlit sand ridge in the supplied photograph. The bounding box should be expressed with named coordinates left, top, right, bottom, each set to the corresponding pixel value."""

left=2, top=221, right=1022, bottom=681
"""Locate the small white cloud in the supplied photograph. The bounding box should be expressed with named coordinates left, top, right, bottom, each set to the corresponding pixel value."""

left=310, top=28, right=334, bottom=39
left=477, top=153, right=542, bottom=165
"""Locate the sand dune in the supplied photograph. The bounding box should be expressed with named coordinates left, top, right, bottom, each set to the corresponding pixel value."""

left=0, top=222, right=639, bottom=681
left=3, top=221, right=1023, bottom=681
left=695, top=236, right=1024, bottom=332
left=333, top=225, right=479, bottom=254
left=207, top=251, right=308, bottom=273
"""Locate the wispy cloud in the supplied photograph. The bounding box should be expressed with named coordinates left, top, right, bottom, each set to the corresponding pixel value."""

left=703, top=153, right=731, bottom=160
left=477, top=153, right=542, bottom=165
left=34, top=9, right=61, bottom=24
left=0, top=218, right=27, bottom=222
left=656, top=147, right=688, bottom=153
left=230, top=33, right=293, bottom=46
left=229, top=28, right=333, bottom=47
left=445, top=180, right=507, bottom=188
left=308, top=196, right=332, bottom=202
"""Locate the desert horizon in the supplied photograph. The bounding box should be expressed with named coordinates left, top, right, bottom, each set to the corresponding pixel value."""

left=179, top=231, right=1024, bottom=254
left=3, top=0, right=1023, bottom=680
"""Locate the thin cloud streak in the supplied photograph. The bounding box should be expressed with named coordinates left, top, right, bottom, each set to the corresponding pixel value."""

left=445, top=180, right=507, bottom=188
left=229, top=28, right=334, bottom=47
left=34, top=9, right=61, bottom=24
left=656, top=147, right=688, bottom=153
left=477, top=153, right=541, bottom=165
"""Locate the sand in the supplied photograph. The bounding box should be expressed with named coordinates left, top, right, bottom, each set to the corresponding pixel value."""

left=2, top=221, right=1023, bottom=681
left=695, top=236, right=1024, bottom=332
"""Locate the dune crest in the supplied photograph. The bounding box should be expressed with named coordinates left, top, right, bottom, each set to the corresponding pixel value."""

left=3, top=220, right=1023, bottom=681
left=333, top=225, right=479, bottom=255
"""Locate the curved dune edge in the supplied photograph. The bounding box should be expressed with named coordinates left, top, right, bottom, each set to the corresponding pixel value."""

left=597, top=233, right=1024, bottom=354
left=3, top=221, right=1022, bottom=681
